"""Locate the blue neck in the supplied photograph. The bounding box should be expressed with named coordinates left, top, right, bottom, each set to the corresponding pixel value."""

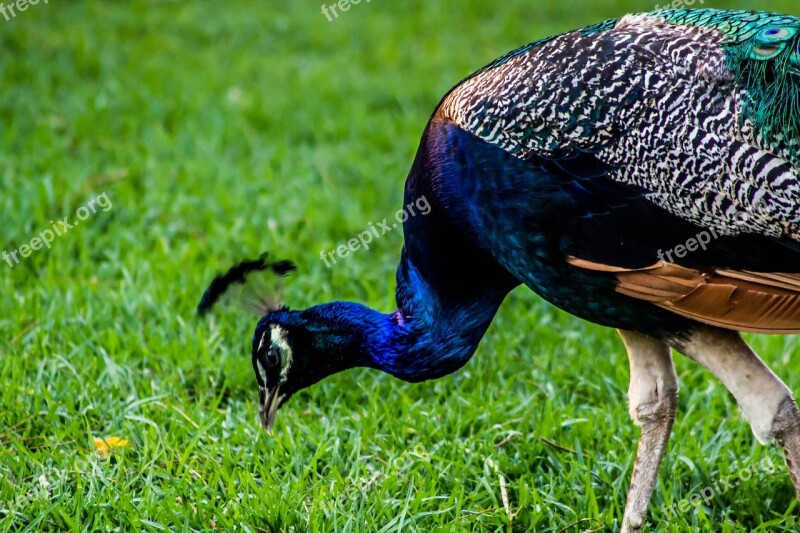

left=301, top=260, right=509, bottom=383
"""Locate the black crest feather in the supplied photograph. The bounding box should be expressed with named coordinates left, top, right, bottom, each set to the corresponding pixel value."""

left=197, top=253, right=297, bottom=316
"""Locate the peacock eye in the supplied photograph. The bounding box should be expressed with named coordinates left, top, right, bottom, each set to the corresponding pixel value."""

left=751, top=44, right=783, bottom=60
left=265, top=347, right=280, bottom=368
left=755, top=27, right=797, bottom=43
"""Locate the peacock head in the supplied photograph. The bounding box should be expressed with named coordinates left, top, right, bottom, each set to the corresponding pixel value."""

left=251, top=312, right=298, bottom=432
left=250, top=308, right=320, bottom=432
left=199, top=254, right=387, bottom=432
left=251, top=303, right=383, bottom=431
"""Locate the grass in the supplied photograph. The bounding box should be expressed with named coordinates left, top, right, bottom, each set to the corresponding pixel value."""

left=2, top=0, right=800, bottom=531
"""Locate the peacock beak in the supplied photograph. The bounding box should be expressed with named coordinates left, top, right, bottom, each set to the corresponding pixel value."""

left=259, top=384, right=282, bottom=433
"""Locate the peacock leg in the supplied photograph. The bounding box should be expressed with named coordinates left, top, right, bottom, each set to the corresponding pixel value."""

left=618, top=330, right=678, bottom=533
left=773, top=398, right=800, bottom=500
left=673, top=327, right=800, bottom=500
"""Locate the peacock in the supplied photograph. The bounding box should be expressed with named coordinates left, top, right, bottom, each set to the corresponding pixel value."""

left=199, top=9, right=800, bottom=531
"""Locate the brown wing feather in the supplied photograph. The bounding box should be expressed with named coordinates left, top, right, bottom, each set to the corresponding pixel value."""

left=567, top=257, right=800, bottom=334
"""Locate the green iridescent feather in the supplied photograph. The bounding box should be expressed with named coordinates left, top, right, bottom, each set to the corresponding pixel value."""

left=664, top=10, right=800, bottom=162
left=470, top=10, right=800, bottom=164
left=586, top=9, right=800, bottom=162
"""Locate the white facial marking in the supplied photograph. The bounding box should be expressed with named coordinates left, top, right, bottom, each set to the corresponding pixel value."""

left=255, top=331, right=269, bottom=381
left=270, top=325, right=293, bottom=381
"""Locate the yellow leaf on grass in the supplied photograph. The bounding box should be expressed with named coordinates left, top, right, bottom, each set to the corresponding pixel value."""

left=93, top=436, right=131, bottom=456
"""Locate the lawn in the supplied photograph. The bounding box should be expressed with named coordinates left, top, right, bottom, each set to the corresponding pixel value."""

left=2, top=1, right=800, bottom=531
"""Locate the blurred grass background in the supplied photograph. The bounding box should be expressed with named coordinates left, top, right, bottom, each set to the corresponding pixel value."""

left=2, top=1, right=800, bottom=531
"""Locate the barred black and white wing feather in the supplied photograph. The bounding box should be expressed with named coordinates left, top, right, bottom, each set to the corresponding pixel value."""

left=438, top=9, right=800, bottom=240
left=429, top=9, right=800, bottom=333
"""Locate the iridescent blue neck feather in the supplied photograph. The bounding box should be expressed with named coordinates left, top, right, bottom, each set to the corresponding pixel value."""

left=271, top=259, right=508, bottom=384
